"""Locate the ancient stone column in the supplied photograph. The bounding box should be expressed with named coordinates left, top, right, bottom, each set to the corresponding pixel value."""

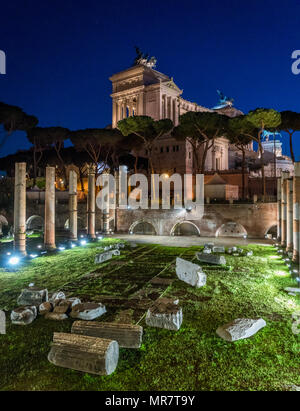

left=286, top=178, right=293, bottom=252
left=293, top=162, right=300, bottom=262
left=44, top=167, right=56, bottom=250
left=13, top=162, right=27, bottom=255
left=87, top=165, right=96, bottom=239
left=69, top=170, right=78, bottom=240
left=281, top=171, right=289, bottom=247
left=277, top=177, right=282, bottom=240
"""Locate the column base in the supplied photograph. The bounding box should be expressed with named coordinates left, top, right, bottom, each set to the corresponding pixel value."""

left=45, top=244, right=56, bottom=250
left=292, top=252, right=299, bottom=263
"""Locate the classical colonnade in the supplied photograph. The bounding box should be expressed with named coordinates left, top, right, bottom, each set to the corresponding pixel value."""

left=13, top=163, right=106, bottom=255
left=12, top=161, right=300, bottom=258
left=112, top=94, right=179, bottom=127
left=277, top=161, right=300, bottom=262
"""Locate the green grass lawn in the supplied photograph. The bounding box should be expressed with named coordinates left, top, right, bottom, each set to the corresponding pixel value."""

left=0, top=239, right=299, bottom=391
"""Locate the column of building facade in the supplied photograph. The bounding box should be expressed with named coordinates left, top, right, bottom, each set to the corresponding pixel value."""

left=13, top=162, right=27, bottom=255
left=292, top=162, right=300, bottom=262
left=87, top=165, right=96, bottom=239
left=281, top=171, right=289, bottom=247
left=277, top=177, right=282, bottom=240
left=174, top=97, right=178, bottom=126
left=286, top=177, right=293, bottom=252
left=44, top=166, right=56, bottom=250
left=69, top=169, right=78, bottom=241
left=169, top=97, right=173, bottom=121
left=164, top=95, right=168, bottom=118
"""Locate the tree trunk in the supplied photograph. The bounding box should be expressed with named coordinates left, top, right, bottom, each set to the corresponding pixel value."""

left=134, top=153, right=138, bottom=174
left=200, top=140, right=210, bottom=174
left=289, top=131, right=295, bottom=163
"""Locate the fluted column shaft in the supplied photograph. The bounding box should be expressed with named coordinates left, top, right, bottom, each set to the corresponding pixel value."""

left=13, top=162, right=26, bottom=255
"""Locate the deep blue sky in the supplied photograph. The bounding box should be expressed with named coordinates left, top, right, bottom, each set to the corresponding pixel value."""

left=0, top=0, right=299, bottom=158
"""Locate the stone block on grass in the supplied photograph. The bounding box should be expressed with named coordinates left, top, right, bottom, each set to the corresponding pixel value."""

left=49, top=291, right=65, bottom=303
left=94, top=249, right=120, bottom=264
left=196, top=252, right=226, bottom=266
left=145, top=298, right=182, bottom=331
left=284, top=287, right=300, bottom=294
left=17, top=287, right=48, bottom=306
left=39, top=301, right=53, bottom=315
left=212, top=246, right=225, bottom=253
left=176, top=257, right=206, bottom=288
left=11, top=306, right=37, bottom=325
left=216, top=318, right=266, bottom=342
left=70, top=302, right=106, bottom=320
left=72, top=321, right=143, bottom=349
left=48, top=332, right=119, bottom=375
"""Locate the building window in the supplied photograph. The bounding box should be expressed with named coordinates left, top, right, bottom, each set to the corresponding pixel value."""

left=176, top=145, right=179, bottom=151
left=166, top=146, right=169, bottom=153
left=173, top=146, right=176, bottom=152
left=189, top=152, right=191, bottom=159
left=160, top=147, right=163, bottom=153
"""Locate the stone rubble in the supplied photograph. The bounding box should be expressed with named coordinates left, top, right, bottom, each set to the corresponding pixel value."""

left=39, top=301, right=53, bottom=315
left=11, top=306, right=37, bottom=325
left=216, top=318, right=266, bottom=342
left=146, top=298, right=183, bottom=331
left=17, top=287, right=48, bottom=306
left=49, top=291, right=66, bottom=302
left=196, top=252, right=226, bottom=265
left=94, top=249, right=120, bottom=264
left=212, top=246, right=225, bottom=253
left=284, top=287, right=300, bottom=294
left=176, top=257, right=206, bottom=288
left=70, top=302, right=107, bottom=320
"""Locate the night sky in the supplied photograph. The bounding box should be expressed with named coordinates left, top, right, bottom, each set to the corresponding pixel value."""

left=0, top=0, right=299, bottom=158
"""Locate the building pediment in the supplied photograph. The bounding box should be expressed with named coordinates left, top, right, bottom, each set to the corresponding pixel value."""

left=162, top=78, right=183, bottom=94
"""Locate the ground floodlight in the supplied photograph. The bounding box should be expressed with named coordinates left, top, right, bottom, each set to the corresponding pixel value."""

left=80, top=239, right=87, bottom=246
left=8, top=256, right=20, bottom=265
left=30, top=254, right=38, bottom=258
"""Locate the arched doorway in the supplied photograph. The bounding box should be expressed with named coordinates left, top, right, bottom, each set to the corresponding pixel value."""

left=26, top=215, right=44, bottom=231
left=171, top=221, right=200, bottom=236
left=0, top=215, right=9, bottom=235
left=129, top=221, right=157, bottom=235
left=216, top=222, right=247, bottom=238
left=265, top=225, right=277, bottom=238
left=64, top=217, right=85, bottom=231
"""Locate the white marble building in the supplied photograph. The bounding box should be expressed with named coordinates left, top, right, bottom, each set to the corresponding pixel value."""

left=110, top=63, right=238, bottom=175
left=110, top=61, right=292, bottom=177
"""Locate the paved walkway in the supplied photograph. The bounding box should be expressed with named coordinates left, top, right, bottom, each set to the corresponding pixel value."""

left=108, top=234, right=274, bottom=248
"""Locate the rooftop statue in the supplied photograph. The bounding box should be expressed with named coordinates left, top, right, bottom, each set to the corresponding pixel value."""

left=133, top=46, right=157, bottom=69
left=261, top=129, right=282, bottom=142
left=212, top=90, right=234, bottom=109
